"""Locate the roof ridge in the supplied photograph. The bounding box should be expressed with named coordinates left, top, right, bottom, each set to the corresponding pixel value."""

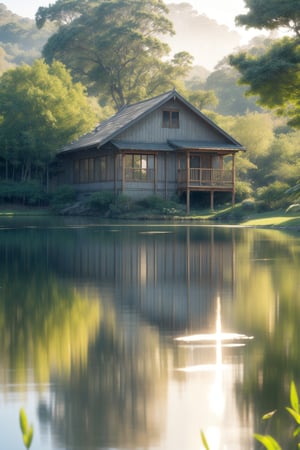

left=123, top=89, right=176, bottom=110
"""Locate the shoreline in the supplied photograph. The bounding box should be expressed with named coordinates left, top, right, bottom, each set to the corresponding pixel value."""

left=0, top=205, right=300, bottom=230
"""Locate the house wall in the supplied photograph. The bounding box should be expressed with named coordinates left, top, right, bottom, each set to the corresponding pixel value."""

left=116, top=100, right=226, bottom=144
left=54, top=152, right=178, bottom=199
left=54, top=149, right=225, bottom=199
left=121, top=152, right=178, bottom=199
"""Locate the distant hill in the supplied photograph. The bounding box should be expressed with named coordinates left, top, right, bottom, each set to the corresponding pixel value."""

left=166, top=3, right=241, bottom=70
left=0, top=3, right=54, bottom=71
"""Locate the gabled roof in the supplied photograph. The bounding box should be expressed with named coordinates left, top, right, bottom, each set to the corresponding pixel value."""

left=59, top=89, right=244, bottom=154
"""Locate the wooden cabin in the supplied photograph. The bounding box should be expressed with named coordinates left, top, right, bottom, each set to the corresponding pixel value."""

left=54, top=90, right=245, bottom=212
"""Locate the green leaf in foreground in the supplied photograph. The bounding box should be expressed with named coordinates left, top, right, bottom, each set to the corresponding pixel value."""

left=290, top=381, right=300, bottom=413
left=19, top=408, right=28, bottom=435
left=23, top=426, right=34, bottom=449
left=200, top=430, right=210, bottom=450
left=286, top=407, right=300, bottom=425
left=254, top=434, right=282, bottom=450
left=19, top=408, right=34, bottom=449
left=262, top=410, right=277, bottom=420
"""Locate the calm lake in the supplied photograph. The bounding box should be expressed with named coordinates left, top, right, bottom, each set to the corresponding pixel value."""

left=1, top=218, right=300, bottom=450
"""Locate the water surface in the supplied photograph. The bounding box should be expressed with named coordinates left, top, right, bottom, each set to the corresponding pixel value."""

left=0, top=218, right=300, bottom=450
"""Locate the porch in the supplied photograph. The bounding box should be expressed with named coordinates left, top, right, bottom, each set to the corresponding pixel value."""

left=178, top=168, right=234, bottom=189
left=177, top=151, right=236, bottom=213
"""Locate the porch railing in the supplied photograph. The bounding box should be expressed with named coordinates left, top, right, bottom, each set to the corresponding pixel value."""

left=178, top=168, right=233, bottom=188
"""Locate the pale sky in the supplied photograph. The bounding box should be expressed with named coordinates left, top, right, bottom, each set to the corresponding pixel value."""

left=3, top=0, right=248, bottom=31
left=2, top=0, right=262, bottom=47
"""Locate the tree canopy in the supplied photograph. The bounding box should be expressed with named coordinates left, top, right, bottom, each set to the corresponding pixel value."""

left=230, top=0, right=300, bottom=127
left=37, top=0, right=193, bottom=110
left=235, top=0, right=300, bottom=35
left=0, top=59, right=98, bottom=182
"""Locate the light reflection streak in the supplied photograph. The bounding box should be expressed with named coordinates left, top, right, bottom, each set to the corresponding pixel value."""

left=174, top=295, right=254, bottom=448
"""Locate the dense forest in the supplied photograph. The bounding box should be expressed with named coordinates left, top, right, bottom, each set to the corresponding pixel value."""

left=0, top=0, right=299, bottom=212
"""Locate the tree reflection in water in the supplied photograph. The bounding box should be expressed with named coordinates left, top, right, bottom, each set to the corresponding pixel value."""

left=0, top=223, right=299, bottom=450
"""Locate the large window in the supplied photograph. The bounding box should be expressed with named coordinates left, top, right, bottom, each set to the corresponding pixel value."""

left=125, top=154, right=154, bottom=181
left=73, top=156, right=108, bottom=183
left=162, top=110, right=179, bottom=128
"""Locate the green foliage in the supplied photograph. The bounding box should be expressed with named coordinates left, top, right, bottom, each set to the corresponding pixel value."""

left=0, top=59, right=98, bottom=183
left=205, top=65, right=262, bottom=115
left=185, top=89, right=218, bottom=110
left=136, top=195, right=182, bottom=215
left=201, top=382, right=300, bottom=450
left=0, top=180, right=48, bottom=205
left=19, top=408, right=34, bottom=449
left=88, top=191, right=115, bottom=212
left=254, top=434, right=282, bottom=450
left=108, top=195, right=134, bottom=216
left=50, top=184, right=76, bottom=208
left=230, top=38, right=300, bottom=127
left=86, top=193, right=183, bottom=217
left=235, top=180, right=254, bottom=201
left=254, top=381, right=300, bottom=450
left=235, top=0, right=300, bottom=34
left=257, top=181, right=290, bottom=209
left=39, top=0, right=193, bottom=109
left=230, top=0, right=300, bottom=128
left=266, top=132, right=300, bottom=185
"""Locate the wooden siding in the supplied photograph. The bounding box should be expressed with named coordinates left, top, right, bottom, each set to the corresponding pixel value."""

left=117, top=100, right=226, bottom=144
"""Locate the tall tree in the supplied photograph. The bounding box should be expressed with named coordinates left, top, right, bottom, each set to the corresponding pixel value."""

left=37, top=0, right=193, bottom=110
left=0, top=59, right=97, bottom=182
left=229, top=0, right=300, bottom=127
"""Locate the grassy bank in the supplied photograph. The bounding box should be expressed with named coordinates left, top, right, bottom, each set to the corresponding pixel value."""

left=0, top=203, right=300, bottom=229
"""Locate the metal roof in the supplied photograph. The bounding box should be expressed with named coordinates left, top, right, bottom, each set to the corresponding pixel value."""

left=168, top=140, right=244, bottom=152
left=112, top=141, right=173, bottom=151
left=59, top=89, right=245, bottom=155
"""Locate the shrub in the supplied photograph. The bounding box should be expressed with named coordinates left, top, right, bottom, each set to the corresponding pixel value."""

left=235, top=181, right=254, bottom=202
left=50, top=185, right=76, bottom=208
left=88, top=191, right=115, bottom=212
left=136, top=195, right=182, bottom=215
left=0, top=180, right=48, bottom=205
left=241, top=198, right=256, bottom=211
left=108, top=194, right=135, bottom=216
left=256, top=181, right=290, bottom=210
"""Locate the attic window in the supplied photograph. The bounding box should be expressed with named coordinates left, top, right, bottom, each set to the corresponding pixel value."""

left=162, top=110, right=179, bottom=128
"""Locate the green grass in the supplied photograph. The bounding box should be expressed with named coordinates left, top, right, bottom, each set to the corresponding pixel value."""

left=242, top=213, right=300, bottom=227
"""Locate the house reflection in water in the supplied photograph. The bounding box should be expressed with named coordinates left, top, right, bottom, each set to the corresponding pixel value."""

left=50, top=225, right=254, bottom=450
left=54, top=225, right=236, bottom=333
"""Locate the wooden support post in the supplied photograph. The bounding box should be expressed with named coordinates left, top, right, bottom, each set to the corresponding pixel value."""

left=232, top=153, right=236, bottom=206
left=186, top=150, right=190, bottom=214
left=114, top=153, right=117, bottom=198
left=186, top=188, right=190, bottom=214
left=121, top=153, right=125, bottom=193
left=164, top=152, right=167, bottom=199
left=210, top=190, right=214, bottom=210
left=154, top=153, right=157, bottom=194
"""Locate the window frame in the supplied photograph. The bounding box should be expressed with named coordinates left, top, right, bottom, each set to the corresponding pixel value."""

left=162, top=110, right=179, bottom=128
left=124, top=153, right=155, bottom=182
